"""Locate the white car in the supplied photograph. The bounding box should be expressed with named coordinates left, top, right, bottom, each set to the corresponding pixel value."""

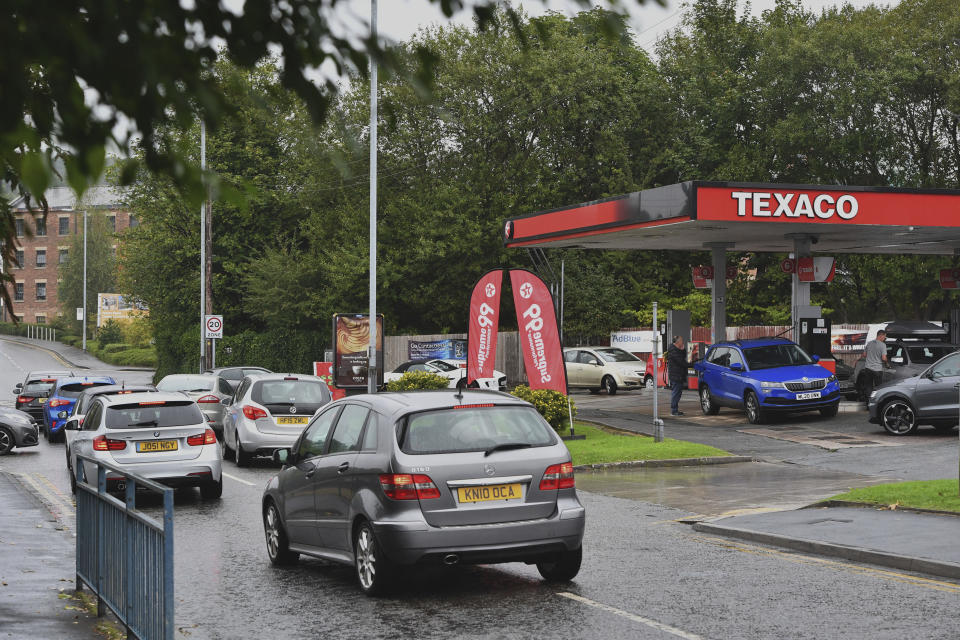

left=386, top=359, right=506, bottom=390
left=563, top=347, right=647, bottom=395
left=64, top=391, right=222, bottom=499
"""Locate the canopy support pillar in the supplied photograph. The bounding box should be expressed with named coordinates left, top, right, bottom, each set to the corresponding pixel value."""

left=789, top=234, right=817, bottom=340
left=705, top=242, right=734, bottom=344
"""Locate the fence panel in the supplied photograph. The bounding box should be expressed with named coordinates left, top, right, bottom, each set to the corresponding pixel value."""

left=75, top=455, right=174, bottom=640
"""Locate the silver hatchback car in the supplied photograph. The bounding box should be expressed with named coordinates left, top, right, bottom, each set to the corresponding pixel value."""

left=261, top=390, right=585, bottom=595
left=64, top=391, right=223, bottom=499
left=222, top=373, right=332, bottom=466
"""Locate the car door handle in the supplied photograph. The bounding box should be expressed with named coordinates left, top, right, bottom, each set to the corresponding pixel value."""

left=304, top=466, right=317, bottom=479
left=954, top=383, right=960, bottom=389
left=338, top=461, right=350, bottom=474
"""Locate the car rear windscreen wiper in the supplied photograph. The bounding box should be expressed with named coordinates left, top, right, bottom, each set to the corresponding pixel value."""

left=484, top=442, right=533, bottom=457
left=130, top=420, right=159, bottom=427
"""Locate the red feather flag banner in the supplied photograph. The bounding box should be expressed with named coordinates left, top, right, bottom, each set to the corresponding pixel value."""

left=509, top=269, right=567, bottom=394
left=467, top=270, right=503, bottom=385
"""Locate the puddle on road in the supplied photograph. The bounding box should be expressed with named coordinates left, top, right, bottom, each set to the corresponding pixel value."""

left=575, top=461, right=894, bottom=517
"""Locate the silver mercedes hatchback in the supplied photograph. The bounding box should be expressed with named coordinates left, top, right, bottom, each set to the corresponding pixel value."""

left=261, top=390, right=585, bottom=595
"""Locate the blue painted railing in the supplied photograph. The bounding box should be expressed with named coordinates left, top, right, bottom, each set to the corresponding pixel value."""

left=74, top=455, right=174, bottom=640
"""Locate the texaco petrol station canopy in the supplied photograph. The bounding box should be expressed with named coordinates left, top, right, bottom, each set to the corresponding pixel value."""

left=502, top=181, right=960, bottom=342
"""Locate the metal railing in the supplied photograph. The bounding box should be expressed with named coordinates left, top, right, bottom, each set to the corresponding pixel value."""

left=75, top=455, right=174, bottom=640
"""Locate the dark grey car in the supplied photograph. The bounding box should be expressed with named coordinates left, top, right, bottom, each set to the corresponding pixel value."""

left=261, top=390, right=585, bottom=595
left=0, top=407, right=40, bottom=455
left=853, top=340, right=959, bottom=399
left=868, top=350, right=960, bottom=435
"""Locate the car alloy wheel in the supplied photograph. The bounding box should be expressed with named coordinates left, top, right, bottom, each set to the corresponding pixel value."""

left=233, top=428, right=250, bottom=466
left=881, top=399, right=917, bottom=436
left=263, top=503, right=297, bottom=565
left=700, top=386, right=718, bottom=415
left=354, top=521, right=393, bottom=596
left=0, top=427, right=13, bottom=455
left=602, top=376, right=618, bottom=395
left=745, top=391, right=764, bottom=424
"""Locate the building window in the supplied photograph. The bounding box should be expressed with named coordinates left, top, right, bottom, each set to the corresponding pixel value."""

left=35, top=249, right=46, bottom=267
left=15, top=250, right=23, bottom=269
left=14, top=283, right=23, bottom=302
left=108, top=215, right=116, bottom=232
left=36, top=282, right=46, bottom=301
left=35, top=314, right=46, bottom=324
left=59, top=216, right=70, bottom=235
left=15, top=218, right=24, bottom=237
left=36, top=215, right=47, bottom=237
left=14, top=314, right=23, bottom=322
left=129, top=215, right=139, bottom=228
left=59, top=248, right=69, bottom=264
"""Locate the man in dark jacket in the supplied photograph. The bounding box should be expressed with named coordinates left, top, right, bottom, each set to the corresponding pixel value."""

left=666, top=335, right=688, bottom=416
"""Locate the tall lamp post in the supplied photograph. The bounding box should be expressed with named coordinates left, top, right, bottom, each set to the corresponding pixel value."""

left=367, top=0, right=378, bottom=394
left=82, top=210, right=87, bottom=352
left=199, top=120, right=207, bottom=372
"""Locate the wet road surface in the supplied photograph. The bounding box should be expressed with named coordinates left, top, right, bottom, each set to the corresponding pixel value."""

left=2, top=342, right=959, bottom=639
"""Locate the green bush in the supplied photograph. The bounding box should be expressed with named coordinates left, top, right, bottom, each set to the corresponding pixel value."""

left=384, top=371, right=451, bottom=391
left=98, top=320, right=123, bottom=346
left=102, top=343, right=134, bottom=354
left=510, top=385, right=576, bottom=432
left=121, top=317, right=152, bottom=348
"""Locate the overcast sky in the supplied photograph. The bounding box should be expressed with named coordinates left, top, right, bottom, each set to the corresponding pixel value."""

left=343, top=0, right=895, bottom=55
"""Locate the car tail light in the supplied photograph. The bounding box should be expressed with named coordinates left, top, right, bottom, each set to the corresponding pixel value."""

left=283, top=377, right=299, bottom=381
left=539, top=463, right=575, bottom=490
left=93, top=435, right=127, bottom=451
left=242, top=405, right=268, bottom=420
left=453, top=403, right=495, bottom=409
left=139, top=401, right=166, bottom=406
left=48, top=398, right=69, bottom=407
left=196, top=395, right=220, bottom=404
left=379, top=474, right=440, bottom=500
left=187, top=429, right=217, bottom=446
left=17, top=396, right=34, bottom=403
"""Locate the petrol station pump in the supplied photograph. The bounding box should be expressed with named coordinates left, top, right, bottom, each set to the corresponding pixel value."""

left=797, top=316, right=836, bottom=375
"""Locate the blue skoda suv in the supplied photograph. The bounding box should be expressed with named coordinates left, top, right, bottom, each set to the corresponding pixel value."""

left=694, top=337, right=840, bottom=424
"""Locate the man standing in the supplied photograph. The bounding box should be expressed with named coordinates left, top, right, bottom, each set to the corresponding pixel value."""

left=667, top=335, right=688, bottom=416
left=862, top=329, right=888, bottom=399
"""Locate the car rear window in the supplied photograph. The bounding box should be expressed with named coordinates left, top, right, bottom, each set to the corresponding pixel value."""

left=106, top=401, right=204, bottom=429
left=253, top=380, right=330, bottom=405
left=23, top=381, right=55, bottom=394
left=398, top=405, right=556, bottom=455
left=907, top=346, right=957, bottom=364
left=59, top=382, right=113, bottom=399
left=157, top=376, right=214, bottom=392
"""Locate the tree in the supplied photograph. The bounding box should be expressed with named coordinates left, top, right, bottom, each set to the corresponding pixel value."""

left=58, top=213, right=116, bottom=334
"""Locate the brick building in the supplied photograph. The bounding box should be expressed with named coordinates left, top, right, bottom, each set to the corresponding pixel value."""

left=4, top=186, right=135, bottom=324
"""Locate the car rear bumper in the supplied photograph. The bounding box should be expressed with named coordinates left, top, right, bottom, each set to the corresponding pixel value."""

left=759, top=390, right=841, bottom=410
left=240, top=421, right=303, bottom=456
left=372, top=503, right=585, bottom=565
left=81, top=450, right=222, bottom=487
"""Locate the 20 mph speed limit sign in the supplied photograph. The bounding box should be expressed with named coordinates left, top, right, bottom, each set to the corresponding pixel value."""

left=204, top=315, right=224, bottom=339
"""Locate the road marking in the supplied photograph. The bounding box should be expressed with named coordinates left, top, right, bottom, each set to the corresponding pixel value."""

left=693, top=534, right=960, bottom=594
left=17, top=472, right=76, bottom=530
left=557, top=592, right=706, bottom=639
left=0, top=336, right=75, bottom=368
left=0, top=343, right=25, bottom=372
left=222, top=471, right=256, bottom=486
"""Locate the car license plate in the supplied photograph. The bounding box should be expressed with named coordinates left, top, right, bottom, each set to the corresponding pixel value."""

left=457, top=483, right=522, bottom=503
left=276, top=416, right=309, bottom=425
left=38, top=398, right=47, bottom=404
left=137, top=440, right=178, bottom=453
left=796, top=391, right=821, bottom=400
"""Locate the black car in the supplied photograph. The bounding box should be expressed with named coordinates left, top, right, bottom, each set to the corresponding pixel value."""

left=13, top=370, right=75, bottom=421
left=204, top=366, right=272, bottom=392
left=851, top=328, right=958, bottom=399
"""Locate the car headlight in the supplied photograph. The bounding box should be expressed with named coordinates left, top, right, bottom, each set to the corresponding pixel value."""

left=827, top=375, right=837, bottom=383
left=869, top=390, right=877, bottom=399
left=761, top=381, right=784, bottom=389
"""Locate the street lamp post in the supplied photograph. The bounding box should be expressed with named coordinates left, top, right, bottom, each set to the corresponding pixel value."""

left=199, top=120, right=206, bottom=372
left=367, top=0, right=378, bottom=394
left=82, top=210, right=87, bottom=352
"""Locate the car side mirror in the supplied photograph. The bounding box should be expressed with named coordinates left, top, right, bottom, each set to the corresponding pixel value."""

left=12, top=387, right=20, bottom=395
left=63, top=420, right=79, bottom=431
left=273, top=449, right=290, bottom=466
left=730, top=362, right=744, bottom=372
left=811, top=355, right=820, bottom=363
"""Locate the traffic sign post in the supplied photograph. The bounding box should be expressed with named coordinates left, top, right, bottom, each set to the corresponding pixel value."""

left=204, top=315, right=223, bottom=369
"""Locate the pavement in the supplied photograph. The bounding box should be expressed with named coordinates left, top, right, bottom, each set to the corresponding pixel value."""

left=575, top=386, right=960, bottom=581
left=0, top=471, right=103, bottom=639
left=0, top=334, right=153, bottom=371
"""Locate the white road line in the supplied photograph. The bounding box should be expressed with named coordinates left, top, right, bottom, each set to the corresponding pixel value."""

left=557, top=592, right=706, bottom=640
left=222, top=471, right=256, bottom=486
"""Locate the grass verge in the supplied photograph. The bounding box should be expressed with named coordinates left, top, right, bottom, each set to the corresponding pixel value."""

left=829, top=479, right=960, bottom=513
left=558, top=422, right=730, bottom=466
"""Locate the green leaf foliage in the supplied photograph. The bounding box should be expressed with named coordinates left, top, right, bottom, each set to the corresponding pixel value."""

left=510, top=385, right=576, bottom=432
left=384, top=371, right=451, bottom=391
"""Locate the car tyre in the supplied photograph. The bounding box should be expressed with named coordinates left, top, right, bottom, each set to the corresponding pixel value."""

left=234, top=434, right=251, bottom=467
left=354, top=520, right=395, bottom=596
left=744, top=391, right=766, bottom=425
left=200, top=478, right=222, bottom=500
left=602, top=376, right=618, bottom=395
left=0, top=427, right=14, bottom=455
left=880, top=398, right=918, bottom=436
left=263, top=502, right=298, bottom=566
left=42, top=423, right=49, bottom=441
left=819, top=403, right=839, bottom=418
left=699, top=385, right=719, bottom=415
left=537, top=546, right=582, bottom=582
